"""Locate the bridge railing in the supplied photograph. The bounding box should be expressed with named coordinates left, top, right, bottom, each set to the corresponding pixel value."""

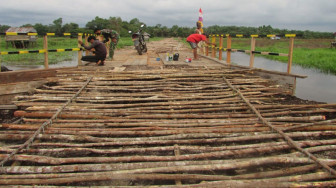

left=0, top=32, right=99, bottom=72
left=205, top=34, right=296, bottom=74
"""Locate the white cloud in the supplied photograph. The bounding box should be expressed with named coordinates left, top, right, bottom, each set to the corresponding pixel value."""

left=0, top=0, right=335, bottom=32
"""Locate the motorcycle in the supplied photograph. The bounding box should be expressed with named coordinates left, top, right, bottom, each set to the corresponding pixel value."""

left=129, top=24, right=147, bottom=55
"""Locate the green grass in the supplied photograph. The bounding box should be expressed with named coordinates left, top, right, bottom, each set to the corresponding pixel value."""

left=0, top=37, right=78, bottom=65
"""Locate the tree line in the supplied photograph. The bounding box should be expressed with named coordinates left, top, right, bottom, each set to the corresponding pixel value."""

left=0, top=16, right=334, bottom=39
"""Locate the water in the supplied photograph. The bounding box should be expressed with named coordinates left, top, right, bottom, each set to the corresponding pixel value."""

left=224, top=52, right=336, bottom=103
left=2, top=55, right=78, bottom=71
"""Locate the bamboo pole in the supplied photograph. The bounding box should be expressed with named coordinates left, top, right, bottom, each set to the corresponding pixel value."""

left=43, top=35, right=49, bottom=69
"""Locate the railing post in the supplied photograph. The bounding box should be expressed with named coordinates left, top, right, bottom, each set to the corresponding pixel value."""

left=249, top=36, right=256, bottom=68
left=226, top=35, right=232, bottom=64
left=43, top=35, right=49, bottom=69
left=211, top=35, right=216, bottom=58
left=78, top=34, right=83, bottom=66
left=219, top=35, right=223, bottom=60
left=287, top=37, right=295, bottom=74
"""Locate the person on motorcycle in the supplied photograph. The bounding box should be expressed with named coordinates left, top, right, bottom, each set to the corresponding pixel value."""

left=94, top=28, right=119, bottom=60
left=79, top=36, right=107, bottom=66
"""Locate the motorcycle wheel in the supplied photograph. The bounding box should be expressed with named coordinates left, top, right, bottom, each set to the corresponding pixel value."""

left=136, top=45, right=143, bottom=55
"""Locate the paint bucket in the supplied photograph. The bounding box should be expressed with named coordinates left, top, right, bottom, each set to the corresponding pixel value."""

left=156, top=57, right=160, bottom=61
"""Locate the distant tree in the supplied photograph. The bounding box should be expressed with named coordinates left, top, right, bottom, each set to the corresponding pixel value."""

left=49, top=18, right=63, bottom=36
left=33, top=23, right=49, bottom=35
left=0, top=25, right=10, bottom=33
left=62, top=23, right=79, bottom=33
left=108, top=17, right=123, bottom=32
left=21, top=24, right=33, bottom=27
left=85, top=16, right=110, bottom=30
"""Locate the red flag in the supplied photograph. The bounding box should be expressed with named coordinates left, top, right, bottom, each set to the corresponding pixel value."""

left=199, top=8, right=203, bottom=22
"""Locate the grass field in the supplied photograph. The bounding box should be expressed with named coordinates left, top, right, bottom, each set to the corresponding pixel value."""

left=224, top=38, right=336, bottom=74
left=0, top=37, right=163, bottom=66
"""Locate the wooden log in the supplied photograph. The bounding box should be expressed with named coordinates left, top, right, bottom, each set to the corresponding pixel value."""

left=284, top=118, right=336, bottom=132
left=2, top=139, right=336, bottom=157
left=0, top=171, right=334, bottom=186
left=1, top=157, right=335, bottom=179
left=3, top=156, right=335, bottom=176
left=223, top=76, right=336, bottom=177
left=2, top=131, right=335, bottom=148
left=3, top=124, right=336, bottom=137
left=0, top=143, right=332, bottom=165
left=14, top=111, right=111, bottom=120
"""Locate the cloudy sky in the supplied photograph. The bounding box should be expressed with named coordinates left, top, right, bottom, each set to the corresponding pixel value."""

left=0, top=0, right=335, bottom=32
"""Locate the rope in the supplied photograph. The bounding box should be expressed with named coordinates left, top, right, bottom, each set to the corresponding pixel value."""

left=222, top=76, right=336, bottom=177
left=0, top=76, right=93, bottom=169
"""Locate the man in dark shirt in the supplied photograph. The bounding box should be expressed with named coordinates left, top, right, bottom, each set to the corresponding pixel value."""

left=79, top=36, right=107, bottom=66
left=94, top=28, right=119, bottom=60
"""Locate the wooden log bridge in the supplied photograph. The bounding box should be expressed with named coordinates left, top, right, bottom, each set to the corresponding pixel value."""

left=0, top=39, right=336, bottom=187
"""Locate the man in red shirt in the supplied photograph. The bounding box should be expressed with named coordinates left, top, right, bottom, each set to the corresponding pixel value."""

left=186, top=34, right=215, bottom=60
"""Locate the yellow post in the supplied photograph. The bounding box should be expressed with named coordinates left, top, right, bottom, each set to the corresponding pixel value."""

left=78, top=34, right=83, bottom=66
left=249, top=37, right=256, bottom=68
left=43, top=35, right=49, bottom=69
left=219, top=35, right=223, bottom=60
left=287, top=37, right=295, bottom=74
left=226, top=35, right=232, bottom=64
left=211, top=35, right=216, bottom=58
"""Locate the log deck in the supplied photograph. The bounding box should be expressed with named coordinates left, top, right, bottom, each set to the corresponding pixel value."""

left=0, top=39, right=335, bottom=187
